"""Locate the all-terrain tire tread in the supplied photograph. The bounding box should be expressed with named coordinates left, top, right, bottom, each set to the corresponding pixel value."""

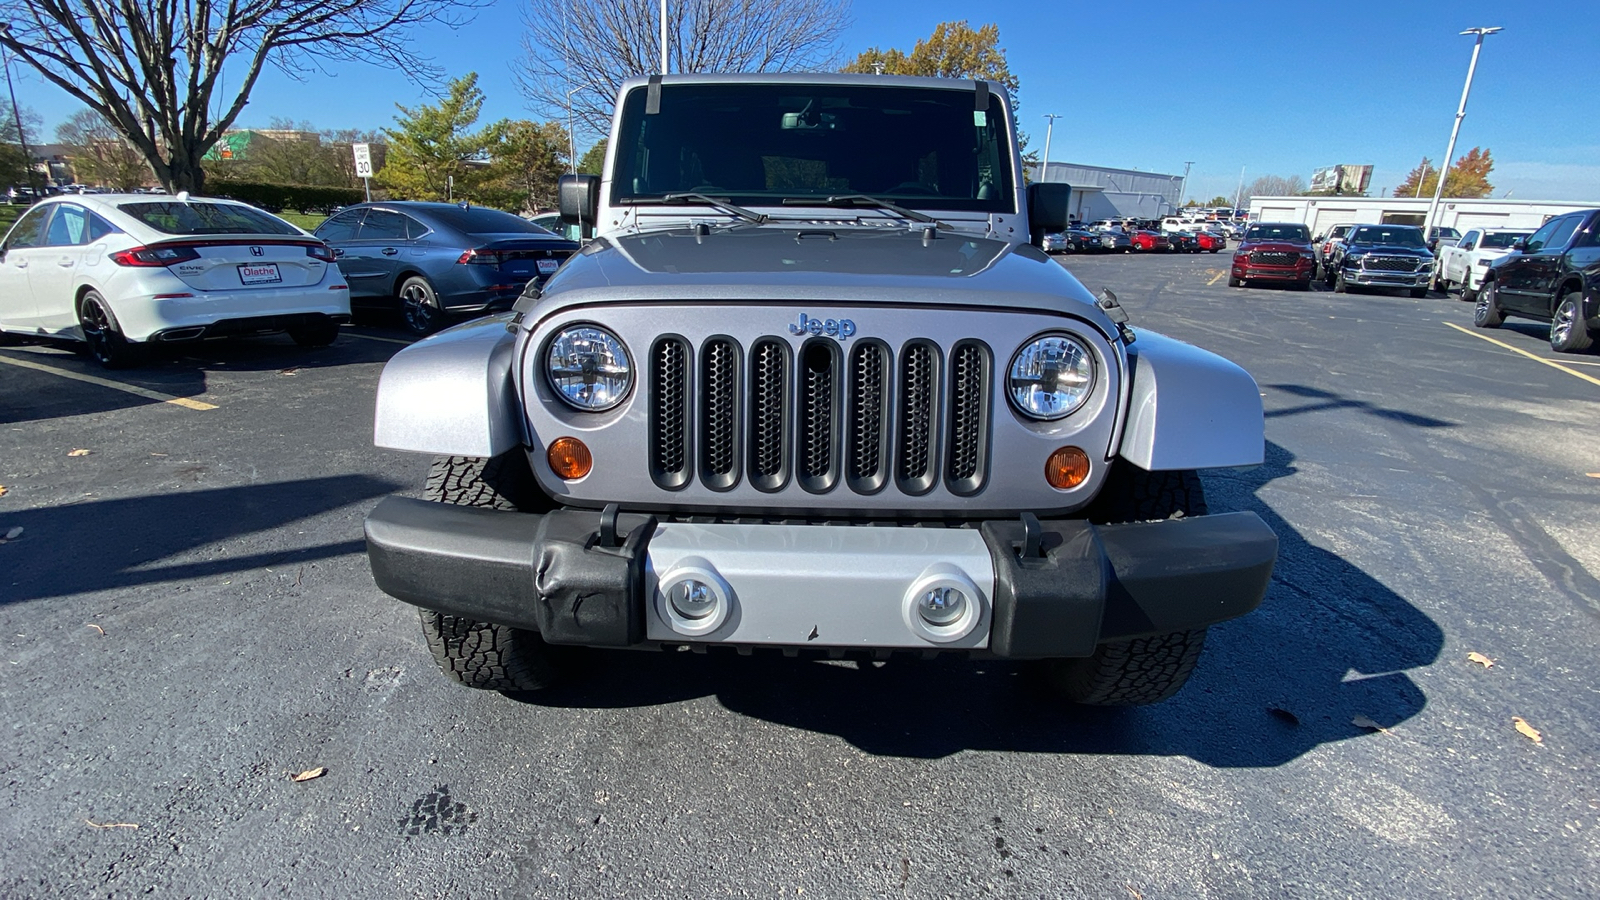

left=1046, top=629, right=1208, bottom=705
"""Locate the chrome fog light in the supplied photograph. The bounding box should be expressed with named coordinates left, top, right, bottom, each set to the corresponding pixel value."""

left=902, top=564, right=984, bottom=644
left=655, top=557, right=733, bottom=636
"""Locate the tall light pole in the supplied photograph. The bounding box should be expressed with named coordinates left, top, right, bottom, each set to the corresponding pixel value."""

left=1178, top=161, right=1193, bottom=209
left=1039, top=113, right=1061, bottom=184
left=660, top=0, right=668, bottom=75
left=1233, top=165, right=1246, bottom=212
left=1424, top=26, right=1502, bottom=236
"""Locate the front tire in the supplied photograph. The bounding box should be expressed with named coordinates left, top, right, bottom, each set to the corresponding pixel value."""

left=1409, top=287, right=1429, bottom=299
left=1550, top=290, right=1593, bottom=353
left=77, top=291, right=142, bottom=369
left=1474, top=280, right=1505, bottom=328
left=1228, top=275, right=1242, bottom=288
left=417, top=453, right=563, bottom=692
left=399, top=275, right=445, bottom=337
left=1334, top=271, right=1349, bottom=293
left=1039, top=464, right=1211, bottom=706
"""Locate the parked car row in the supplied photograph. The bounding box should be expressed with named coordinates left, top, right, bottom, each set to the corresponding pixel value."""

left=0, top=194, right=578, bottom=368
left=1043, top=221, right=1229, bottom=255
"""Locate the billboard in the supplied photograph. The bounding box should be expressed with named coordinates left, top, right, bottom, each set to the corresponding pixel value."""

left=1310, top=164, right=1373, bottom=195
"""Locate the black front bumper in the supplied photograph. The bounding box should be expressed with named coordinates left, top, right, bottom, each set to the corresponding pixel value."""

left=364, top=499, right=1278, bottom=658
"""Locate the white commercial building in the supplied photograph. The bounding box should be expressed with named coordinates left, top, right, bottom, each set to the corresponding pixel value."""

left=1246, top=195, right=1596, bottom=236
left=1033, top=162, right=1185, bottom=223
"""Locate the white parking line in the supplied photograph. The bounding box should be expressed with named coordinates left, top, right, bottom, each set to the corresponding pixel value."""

left=0, top=353, right=218, bottom=410
left=1443, top=322, right=1600, bottom=388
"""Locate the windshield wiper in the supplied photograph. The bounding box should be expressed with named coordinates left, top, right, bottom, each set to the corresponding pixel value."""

left=654, top=192, right=767, bottom=224
left=781, top=194, right=947, bottom=227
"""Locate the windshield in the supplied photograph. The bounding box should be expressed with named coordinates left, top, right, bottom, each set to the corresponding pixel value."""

left=1245, top=224, right=1311, bottom=242
left=610, top=82, right=1015, bottom=214
left=1479, top=231, right=1526, bottom=249
left=427, top=206, right=555, bottom=236
left=119, top=201, right=300, bottom=236
left=1349, top=225, right=1425, bottom=247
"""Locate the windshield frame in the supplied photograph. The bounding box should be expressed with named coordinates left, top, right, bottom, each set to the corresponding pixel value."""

left=607, top=79, right=1019, bottom=216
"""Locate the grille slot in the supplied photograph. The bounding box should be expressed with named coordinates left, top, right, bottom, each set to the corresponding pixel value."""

left=796, top=341, right=840, bottom=493
left=895, top=341, right=939, bottom=495
left=945, top=342, right=990, bottom=494
left=699, top=337, right=740, bottom=490
left=649, top=337, right=690, bottom=490
left=748, top=338, right=789, bottom=492
left=846, top=341, right=891, bottom=494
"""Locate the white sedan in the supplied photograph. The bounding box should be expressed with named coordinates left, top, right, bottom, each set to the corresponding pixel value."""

left=1435, top=227, right=1533, bottom=302
left=0, top=193, right=351, bottom=367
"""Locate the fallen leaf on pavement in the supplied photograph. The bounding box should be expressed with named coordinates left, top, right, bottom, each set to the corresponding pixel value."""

left=0, top=485, right=8, bottom=497
left=67, top=448, right=91, bottom=457
left=278, top=367, right=300, bottom=376
left=1467, top=652, right=1495, bottom=668
left=292, top=767, right=327, bottom=782
left=85, top=819, right=138, bottom=829
left=86, top=624, right=105, bottom=636
left=1267, top=707, right=1300, bottom=726
left=2, top=526, right=22, bottom=541
left=1513, top=717, right=1543, bottom=743
left=1352, top=715, right=1389, bottom=733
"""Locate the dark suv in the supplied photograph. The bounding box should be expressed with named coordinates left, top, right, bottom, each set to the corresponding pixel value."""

left=1326, top=224, right=1434, bottom=297
left=1229, top=222, right=1316, bottom=289
left=1474, top=209, right=1600, bottom=353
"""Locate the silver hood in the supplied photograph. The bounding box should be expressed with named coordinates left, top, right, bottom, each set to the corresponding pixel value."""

left=521, top=226, right=1118, bottom=337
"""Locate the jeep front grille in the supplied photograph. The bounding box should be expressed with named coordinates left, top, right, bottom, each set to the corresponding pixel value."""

left=652, top=337, right=991, bottom=497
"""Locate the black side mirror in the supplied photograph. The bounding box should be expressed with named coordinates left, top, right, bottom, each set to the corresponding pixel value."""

left=558, top=174, right=601, bottom=226
left=1027, top=182, right=1072, bottom=244
left=1511, top=238, right=1528, bottom=252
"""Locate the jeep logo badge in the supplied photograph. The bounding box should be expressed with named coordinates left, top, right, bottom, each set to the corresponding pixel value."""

left=787, top=313, right=856, bottom=341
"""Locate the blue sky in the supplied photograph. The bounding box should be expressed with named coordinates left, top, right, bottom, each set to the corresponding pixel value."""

left=12, top=1, right=1600, bottom=201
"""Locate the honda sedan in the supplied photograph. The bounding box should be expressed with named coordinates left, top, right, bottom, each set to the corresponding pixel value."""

left=0, top=193, right=350, bottom=368
left=314, top=202, right=579, bottom=335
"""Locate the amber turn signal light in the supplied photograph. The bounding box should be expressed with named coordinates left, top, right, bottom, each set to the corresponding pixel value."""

left=547, top=436, right=593, bottom=480
left=1045, top=446, right=1090, bottom=490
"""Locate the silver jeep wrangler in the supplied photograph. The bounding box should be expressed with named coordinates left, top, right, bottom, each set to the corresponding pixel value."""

left=364, top=74, right=1277, bottom=705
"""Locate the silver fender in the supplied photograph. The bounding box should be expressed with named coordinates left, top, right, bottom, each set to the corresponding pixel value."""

left=374, top=314, right=525, bottom=457
left=1118, top=330, right=1264, bottom=470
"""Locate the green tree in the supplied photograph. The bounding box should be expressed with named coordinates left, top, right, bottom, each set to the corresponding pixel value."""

left=0, top=106, right=42, bottom=189
left=378, top=73, right=507, bottom=202
left=577, top=139, right=607, bottom=175
left=841, top=22, right=1027, bottom=149
left=479, top=119, right=569, bottom=212
left=55, top=109, right=151, bottom=189
left=1395, top=148, right=1494, bottom=199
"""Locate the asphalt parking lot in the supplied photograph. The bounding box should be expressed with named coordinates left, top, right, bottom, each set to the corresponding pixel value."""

left=2, top=254, right=1597, bottom=898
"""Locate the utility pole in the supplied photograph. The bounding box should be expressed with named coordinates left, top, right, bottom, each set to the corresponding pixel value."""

left=1039, top=113, right=1061, bottom=184
left=1178, top=161, right=1194, bottom=209
left=1233, top=165, right=1246, bottom=212
left=660, top=0, right=668, bottom=75
left=1424, top=26, right=1502, bottom=236
left=0, top=24, right=39, bottom=197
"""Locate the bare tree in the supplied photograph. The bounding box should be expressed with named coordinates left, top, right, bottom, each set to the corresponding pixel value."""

left=55, top=108, right=152, bottom=189
left=0, top=0, right=483, bottom=193
left=516, top=0, right=851, bottom=136
left=1244, top=174, right=1307, bottom=198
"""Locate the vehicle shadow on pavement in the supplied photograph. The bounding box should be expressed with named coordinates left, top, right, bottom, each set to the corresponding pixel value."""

left=520, top=441, right=1443, bottom=768
left=0, top=475, right=398, bottom=604
left=0, top=345, right=212, bottom=426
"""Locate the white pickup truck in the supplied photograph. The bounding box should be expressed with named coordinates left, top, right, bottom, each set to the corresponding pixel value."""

left=1436, top=227, right=1533, bottom=302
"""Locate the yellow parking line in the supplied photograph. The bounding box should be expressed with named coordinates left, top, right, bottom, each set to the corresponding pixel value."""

left=1443, top=321, right=1600, bottom=387
left=0, top=353, right=218, bottom=409
left=1207, top=271, right=1225, bottom=286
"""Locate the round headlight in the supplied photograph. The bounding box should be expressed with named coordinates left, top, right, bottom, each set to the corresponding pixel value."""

left=1007, top=335, right=1094, bottom=420
left=546, top=325, right=632, bottom=411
